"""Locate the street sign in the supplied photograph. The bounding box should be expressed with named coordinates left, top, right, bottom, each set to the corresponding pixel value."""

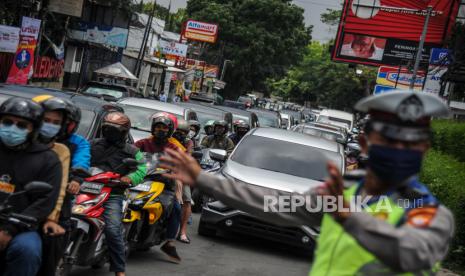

left=376, top=66, right=424, bottom=91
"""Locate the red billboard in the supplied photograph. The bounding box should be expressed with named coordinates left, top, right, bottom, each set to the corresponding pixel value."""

left=332, top=0, right=460, bottom=67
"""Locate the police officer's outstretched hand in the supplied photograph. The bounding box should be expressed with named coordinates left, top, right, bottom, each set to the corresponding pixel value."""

left=160, top=148, right=201, bottom=186
left=322, top=162, right=351, bottom=222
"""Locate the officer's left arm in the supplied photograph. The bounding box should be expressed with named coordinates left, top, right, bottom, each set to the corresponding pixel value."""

left=342, top=205, right=455, bottom=272
left=127, top=150, right=147, bottom=186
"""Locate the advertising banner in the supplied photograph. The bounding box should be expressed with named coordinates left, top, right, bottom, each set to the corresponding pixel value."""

left=376, top=66, right=425, bottom=91
left=424, top=65, right=448, bottom=95
left=21, top=17, right=41, bottom=39
left=374, top=85, right=396, bottom=94
left=332, top=0, right=460, bottom=67
left=6, top=36, right=37, bottom=84
left=155, top=40, right=188, bottom=60
left=429, top=48, right=451, bottom=66
left=204, top=64, right=219, bottom=78
left=0, top=25, right=20, bottom=53
left=69, top=21, right=128, bottom=48
left=33, top=56, right=65, bottom=80
left=48, top=0, right=84, bottom=17
left=183, top=20, right=218, bottom=43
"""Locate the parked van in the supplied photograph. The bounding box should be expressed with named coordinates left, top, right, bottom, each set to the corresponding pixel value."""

left=317, top=109, right=354, bottom=131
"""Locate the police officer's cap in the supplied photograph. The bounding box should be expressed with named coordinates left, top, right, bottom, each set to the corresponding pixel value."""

left=355, top=90, right=449, bottom=142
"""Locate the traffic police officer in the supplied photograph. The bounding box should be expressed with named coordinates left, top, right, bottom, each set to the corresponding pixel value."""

left=159, top=90, right=455, bottom=275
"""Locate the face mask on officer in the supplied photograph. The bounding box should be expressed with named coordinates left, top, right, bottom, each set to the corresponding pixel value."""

left=102, top=125, right=126, bottom=144
left=0, top=117, right=32, bottom=147
left=368, top=144, right=423, bottom=183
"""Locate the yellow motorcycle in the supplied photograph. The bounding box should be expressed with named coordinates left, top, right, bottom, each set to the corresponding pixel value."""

left=123, top=153, right=177, bottom=252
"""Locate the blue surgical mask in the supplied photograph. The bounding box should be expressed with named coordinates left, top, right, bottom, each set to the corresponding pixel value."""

left=0, top=123, right=29, bottom=147
left=368, top=144, right=423, bottom=184
left=40, top=122, right=61, bottom=138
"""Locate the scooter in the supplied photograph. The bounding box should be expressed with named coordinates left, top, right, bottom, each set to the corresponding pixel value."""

left=123, top=153, right=176, bottom=253
left=57, top=159, right=138, bottom=275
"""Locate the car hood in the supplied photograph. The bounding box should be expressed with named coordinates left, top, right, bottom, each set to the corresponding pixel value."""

left=223, top=160, right=322, bottom=194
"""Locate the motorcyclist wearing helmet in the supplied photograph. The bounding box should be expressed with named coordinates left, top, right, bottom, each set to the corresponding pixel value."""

left=32, top=95, right=74, bottom=276
left=188, top=120, right=201, bottom=149
left=203, top=120, right=215, bottom=136
left=0, top=98, right=62, bottom=276
left=134, top=112, right=186, bottom=263
left=229, top=120, right=250, bottom=146
left=90, top=112, right=146, bottom=276
left=173, top=119, right=194, bottom=153
left=201, top=120, right=235, bottom=153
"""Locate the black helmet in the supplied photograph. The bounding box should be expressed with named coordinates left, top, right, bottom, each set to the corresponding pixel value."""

left=236, top=121, right=250, bottom=131
left=151, top=112, right=177, bottom=137
left=62, top=99, right=81, bottom=138
left=213, top=120, right=229, bottom=135
left=0, top=97, right=43, bottom=129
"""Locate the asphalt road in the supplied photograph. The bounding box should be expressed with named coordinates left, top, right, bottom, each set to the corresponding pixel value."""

left=69, top=213, right=312, bottom=276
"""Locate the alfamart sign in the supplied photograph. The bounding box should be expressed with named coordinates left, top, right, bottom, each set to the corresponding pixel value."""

left=183, top=20, right=218, bottom=43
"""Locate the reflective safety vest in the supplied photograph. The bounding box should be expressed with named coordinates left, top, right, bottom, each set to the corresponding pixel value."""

left=309, top=184, right=438, bottom=276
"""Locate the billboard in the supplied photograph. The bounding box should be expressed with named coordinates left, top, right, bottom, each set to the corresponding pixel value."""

left=183, top=20, right=218, bottom=43
left=204, top=64, right=219, bottom=78
left=376, top=66, right=425, bottom=91
left=69, top=21, right=128, bottom=48
left=0, top=25, right=20, bottom=53
left=333, top=0, right=460, bottom=67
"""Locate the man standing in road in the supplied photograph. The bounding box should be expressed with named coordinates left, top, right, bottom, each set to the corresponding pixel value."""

left=159, top=91, right=454, bottom=275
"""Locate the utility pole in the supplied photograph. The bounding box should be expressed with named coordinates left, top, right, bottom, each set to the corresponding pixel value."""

left=135, top=0, right=156, bottom=78
left=410, top=6, right=433, bottom=91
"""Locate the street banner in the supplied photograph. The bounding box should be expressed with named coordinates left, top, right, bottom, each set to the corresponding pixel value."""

left=48, top=0, right=84, bottom=17
left=69, top=21, right=128, bottom=48
left=424, top=65, right=448, bottom=95
left=376, top=66, right=424, bottom=91
left=429, top=48, right=451, bottom=66
left=332, top=0, right=460, bottom=67
left=374, top=84, right=396, bottom=94
left=204, top=65, right=219, bottom=78
left=0, top=25, right=20, bottom=53
left=21, top=17, right=41, bottom=39
left=155, top=40, right=188, bottom=60
left=183, top=20, right=218, bottom=43
left=6, top=36, right=37, bottom=84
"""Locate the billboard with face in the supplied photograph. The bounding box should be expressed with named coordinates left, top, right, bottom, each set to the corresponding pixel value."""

left=332, top=0, right=460, bottom=67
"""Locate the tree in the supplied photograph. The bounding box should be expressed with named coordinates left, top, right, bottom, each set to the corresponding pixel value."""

left=320, top=8, right=341, bottom=27
left=267, top=42, right=377, bottom=110
left=186, top=0, right=312, bottom=99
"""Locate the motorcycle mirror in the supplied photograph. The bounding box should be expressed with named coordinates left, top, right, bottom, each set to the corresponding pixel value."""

left=24, top=181, right=53, bottom=194
left=192, top=151, right=204, bottom=159
left=210, top=149, right=228, bottom=162
left=123, top=158, right=141, bottom=168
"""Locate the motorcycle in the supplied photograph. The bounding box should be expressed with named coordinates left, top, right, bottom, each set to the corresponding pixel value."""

left=122, top=153, right=176, bottom=253
left=346, top=142, right=361, bottom=171
left=191, top=149, right=226, bottom=213
left=57, top=159, right=138, bottom=275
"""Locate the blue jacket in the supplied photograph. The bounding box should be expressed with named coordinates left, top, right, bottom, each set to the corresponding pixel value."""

left=67, top=134, right=91, bottom=171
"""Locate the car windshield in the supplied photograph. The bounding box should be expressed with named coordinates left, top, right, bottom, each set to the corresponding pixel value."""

left=75, top=109, right=96, bottom=138
left=196, top=111, right=223, bottom=134
left=302, top=127, right=343, bottom=142
left=257, top=113, right=279, bottom=128
left=231, top=135, right=342, bottom=180
left=83, top=87, right=125, bottom=100
left=121, top=104, right=183, bottom=132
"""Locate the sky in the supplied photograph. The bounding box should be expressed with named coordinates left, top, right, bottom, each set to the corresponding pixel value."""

left=154, top=0, right=343, bottom=42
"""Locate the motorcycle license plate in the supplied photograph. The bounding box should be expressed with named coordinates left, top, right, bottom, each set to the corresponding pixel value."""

left=130, top=183, right=151, bottom=192
left=80, top=182, right=104, bottom=194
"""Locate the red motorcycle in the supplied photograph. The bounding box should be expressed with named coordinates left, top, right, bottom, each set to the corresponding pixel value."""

left=57, top=159, right=138, bottom=276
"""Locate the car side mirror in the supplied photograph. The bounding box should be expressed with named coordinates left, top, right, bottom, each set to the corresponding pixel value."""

left=209, top=149, right=227, bottom=162
left=24, top=181, right=53, bottom=194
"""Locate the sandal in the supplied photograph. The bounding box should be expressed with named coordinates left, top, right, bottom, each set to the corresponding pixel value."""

left=177, top=234, right=191, bottom=244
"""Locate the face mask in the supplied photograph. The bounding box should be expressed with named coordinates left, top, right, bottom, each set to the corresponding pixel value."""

left=187, top=130, right=196, bottom=139
left=153, top=130, right=169, bottom=144
left=0, top=124, right=29, bottom=147
left=102, top=126, right=126, bottom=144
left=368, top=144, right=423, bottom=184
left=40, top=122, right=61, bottom=139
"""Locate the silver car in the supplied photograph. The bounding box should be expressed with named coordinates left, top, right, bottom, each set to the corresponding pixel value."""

left=198, top=128, right=345, bottom=250
left=118, top=98, right=198, bottom=142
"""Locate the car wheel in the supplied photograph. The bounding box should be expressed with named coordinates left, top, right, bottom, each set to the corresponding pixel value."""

left=198, top=221, right=216, bottom=237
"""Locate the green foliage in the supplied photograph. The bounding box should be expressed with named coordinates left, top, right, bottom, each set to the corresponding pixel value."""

left=320, top=8, right=341, bottom=27
left=186, top=0, right=312, bottom=99
left=267, top=42, right=377, bottom=110
left=420, top=150, right=465, bottom=265
left=431, top=120, right=465, bottom=162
